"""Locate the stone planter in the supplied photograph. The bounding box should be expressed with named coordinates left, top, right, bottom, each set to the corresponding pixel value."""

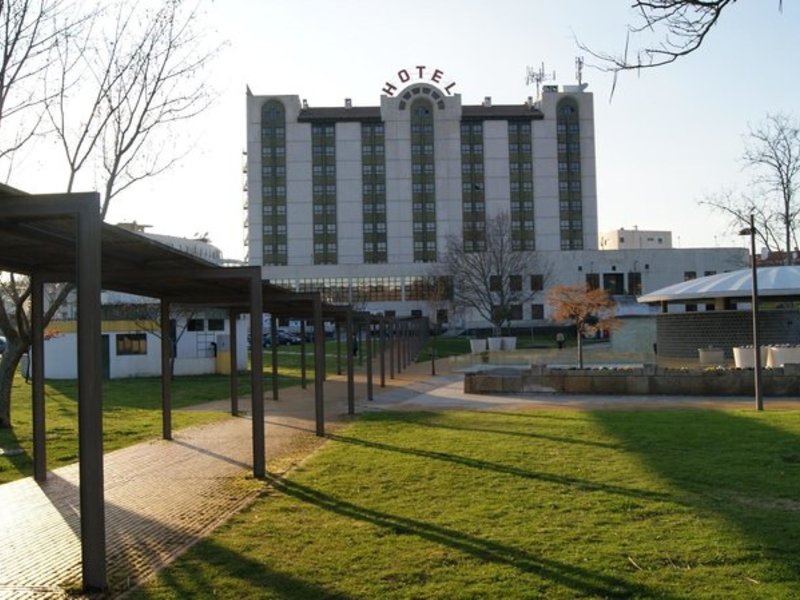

left=501, top=336, right=517, bottom=351
left=698, top=347, right=724, bottom=365
left=470, top=339, right=487, bottom=354
left=733, top=346, right=768, bottom=369
left=487, top=337, right=503, bottom=351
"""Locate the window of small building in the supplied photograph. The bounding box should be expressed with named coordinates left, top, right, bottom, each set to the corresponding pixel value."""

left=585, top=273, right=600, bottom=290
left=530, top=274, right=544, bottom=291
left=208, top=319, right=225, bottom=331
left=684, top=271, right=696, bottom=281
left=187, top=319, right=204, bottom=331
left=531, top=304, right=544, bottom=320
left=489, top=275, right=502, bottom=292
left=509, top=304, right=523, bottom=320
left=117, top=333, right=147, bottom=356
left=411, top=309, right=423, bottom=317
left=510, top=275, right=522, bottom=292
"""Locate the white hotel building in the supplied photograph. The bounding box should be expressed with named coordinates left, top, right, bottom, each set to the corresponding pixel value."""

left=245, top=75, right=745, bottom=328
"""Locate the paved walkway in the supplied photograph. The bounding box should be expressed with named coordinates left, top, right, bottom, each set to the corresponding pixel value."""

left=2, top=354, right=799, bottom=598
left=0, top=359, right=459, bottom=598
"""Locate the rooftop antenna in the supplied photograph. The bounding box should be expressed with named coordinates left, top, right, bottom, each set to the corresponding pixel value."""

left=525, top=62, right=556, bottom=99
left=575, top=56, right=584, bottom=85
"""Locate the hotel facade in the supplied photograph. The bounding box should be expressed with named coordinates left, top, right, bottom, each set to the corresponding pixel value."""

left=245, top=75, right=745, bottom=328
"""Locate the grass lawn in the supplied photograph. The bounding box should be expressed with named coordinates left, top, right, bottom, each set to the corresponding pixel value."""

left=0, top=339, right=354, bottom=484
left=133, top=408, right=800, bottom=599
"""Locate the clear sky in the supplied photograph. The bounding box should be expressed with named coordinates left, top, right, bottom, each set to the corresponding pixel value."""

left=13, top=0, right=800, bottom=261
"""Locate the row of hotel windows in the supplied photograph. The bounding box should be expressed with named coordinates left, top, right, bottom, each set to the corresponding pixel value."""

left=259, top=99, right=584, bottom=264
left=271, top=276, right=452, bottom=303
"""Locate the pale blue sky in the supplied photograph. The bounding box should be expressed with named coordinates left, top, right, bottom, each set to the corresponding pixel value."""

left=17, top=1, right=799, bottom=260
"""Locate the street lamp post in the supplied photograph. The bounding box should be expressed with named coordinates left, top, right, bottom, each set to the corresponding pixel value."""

left=739, top=214, right=764, bottom=411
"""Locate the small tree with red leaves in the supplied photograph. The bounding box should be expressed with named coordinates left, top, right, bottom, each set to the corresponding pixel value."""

left=547, top=285, right=620, bottom=368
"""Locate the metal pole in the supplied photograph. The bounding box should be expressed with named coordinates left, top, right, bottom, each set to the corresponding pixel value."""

left=229, top=309, right=239, bottom=416
left=160, top=299, right=172, bottom=440
left=77, top=200, right=106, bottom=591
left=750, top=215, right=764, bottom=411
left=300, top=319, right=307, bottom=389
left=336, top=321, right=342, bottom=375
left=313, top=295, right=325, bottom=436
left=250, top=276, right=265, bottom=478
left=271, top=313, right=279, bottom=400
left=346, top=309, right=355, bottom=415
left=366, top=318, right=373, bottom=401
left=379, top=316, right=386, bottom=387
left=389, top=319, right=395, bottom=379
left=31, top=274, right=46, bottom=482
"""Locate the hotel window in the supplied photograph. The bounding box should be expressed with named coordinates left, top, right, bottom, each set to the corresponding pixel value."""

left=362, top=122, right=387, bottom=264
left=312, top=124, right=337, bottom=265
left=260, top=100, right=288, bottom=265
left=509, top=120, right=535, bottom=251
left=461, top=120, right=486, bottom=252
left=556, top=98, right=583, bottom=250
left=531, top=304, right=545, bottom=320
left=411, top=99, right=437, bottom=262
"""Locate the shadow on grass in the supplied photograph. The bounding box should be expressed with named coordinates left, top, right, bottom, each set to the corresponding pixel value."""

left=328, top=433, right=676, bottom=505
left=141, top=537, right=353, bottom=600
left=591, top=410, right=800, bottom=580
left=406, top=412, right=622, bottom=450
left=0, top=426, right=32, bottom=481
left=270, top=476, right=678, bottom=599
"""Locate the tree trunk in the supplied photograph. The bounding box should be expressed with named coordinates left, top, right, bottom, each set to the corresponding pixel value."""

left=577, top=329, right=584, bottom=369
left=0, top=340, right=27, bottom=428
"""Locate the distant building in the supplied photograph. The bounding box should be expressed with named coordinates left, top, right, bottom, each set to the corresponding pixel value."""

left=600, top=227, right=672, bottom=250
left=116, top=221, right=224, bottom=264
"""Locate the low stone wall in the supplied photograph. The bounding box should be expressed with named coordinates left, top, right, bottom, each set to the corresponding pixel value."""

left=463, top=364, right=800, bottom=396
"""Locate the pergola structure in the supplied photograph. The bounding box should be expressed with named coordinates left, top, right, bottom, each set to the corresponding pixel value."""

left=0, top=187, right=428, bottom=592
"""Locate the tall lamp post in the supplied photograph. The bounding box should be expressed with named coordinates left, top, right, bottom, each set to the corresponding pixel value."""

left=739, top=214, right=764, bottom=411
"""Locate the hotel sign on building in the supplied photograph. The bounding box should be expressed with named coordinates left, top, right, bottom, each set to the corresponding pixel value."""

left=381, top=66, right=458, bottom=96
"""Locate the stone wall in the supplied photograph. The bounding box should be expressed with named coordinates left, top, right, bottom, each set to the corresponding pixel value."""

left=463, top=364, right=800, bottom=396
left=656, top=310, right=800, bottom=358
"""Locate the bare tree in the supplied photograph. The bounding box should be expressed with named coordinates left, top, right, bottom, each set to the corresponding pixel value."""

left=440, top=212, right=550, bottom=335
left=702, top=113, right=800, bottom=261
left=47, top=0, right=218, bottom=213
left=743, top=113, right=800, bottom=264
left=577, top=1, right=784, bottom=96
left=547, top=284, right=620, bottom=369
left=0, top=0, right=221, bottom=428
left=0, top=0, right=84, bottom=168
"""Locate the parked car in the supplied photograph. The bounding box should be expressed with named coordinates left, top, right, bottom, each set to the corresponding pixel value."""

left=262, top=330, right=302, bottom=347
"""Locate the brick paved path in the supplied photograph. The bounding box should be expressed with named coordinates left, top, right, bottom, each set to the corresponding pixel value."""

left=0, top=362, right=441, bottom=599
